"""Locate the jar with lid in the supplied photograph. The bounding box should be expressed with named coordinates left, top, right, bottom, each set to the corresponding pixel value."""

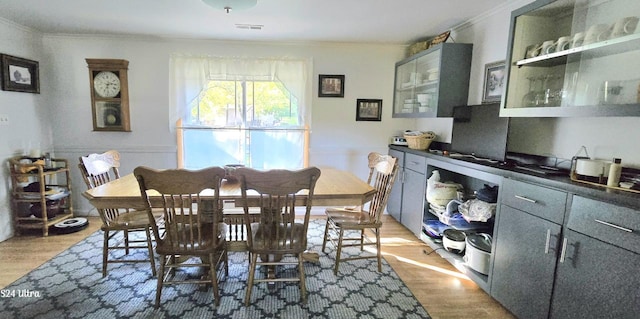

left=607, top=158, right=622, bottom=187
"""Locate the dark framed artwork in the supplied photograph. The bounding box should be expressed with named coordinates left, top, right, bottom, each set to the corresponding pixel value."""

left=318, top=74, right=344, bottom=97
left=356, top=99, right=382, bottom=121
left=1, top=54, right=40, bottom=93
left=482, top=60, right=505, bottom=104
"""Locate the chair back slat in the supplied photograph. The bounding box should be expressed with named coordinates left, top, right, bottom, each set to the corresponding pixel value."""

left=236, top=167, right=321, bottom=254
left=79, top=150, right=121, bottom=189
left=365, top=153, right=399, bottom=223
left=134, top=166, right=226, bottom=253
left=78, top=150, right=124, bottom=226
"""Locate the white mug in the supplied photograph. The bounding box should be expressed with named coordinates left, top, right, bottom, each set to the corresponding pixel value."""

left=541, top=40, right=556, bottom=55
left=610, top=16, right=639, bottom=38
left=556, top=36, right=572, bottom=52
left=571, top=32, right=585, bottom=48
left=584, top=24, right=610, bottom=45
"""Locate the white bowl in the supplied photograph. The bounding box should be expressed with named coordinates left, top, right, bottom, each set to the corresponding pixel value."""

left=416, top=94, right=428, bottom=102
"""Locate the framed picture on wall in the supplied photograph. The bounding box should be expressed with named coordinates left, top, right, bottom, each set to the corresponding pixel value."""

left=1, top=54, right=40, bottom=93
left=482, top=60, right=505, bottom=104
left=356, top=99, right=382, bottom=121
left=318, top=74, right=345, bottom=97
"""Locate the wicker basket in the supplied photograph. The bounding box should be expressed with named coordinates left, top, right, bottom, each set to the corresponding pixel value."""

left=404, top=133, right=435, bottom=150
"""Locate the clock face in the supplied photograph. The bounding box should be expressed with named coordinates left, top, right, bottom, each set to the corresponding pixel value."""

left=93, top=71, right=121, bottom=98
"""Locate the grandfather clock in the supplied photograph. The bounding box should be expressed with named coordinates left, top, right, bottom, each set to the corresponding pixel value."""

left=86, top=58, right=131, bottom=131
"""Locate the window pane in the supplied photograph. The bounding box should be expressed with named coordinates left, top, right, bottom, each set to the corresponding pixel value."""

left=182, top=128, right=304, bottom=169
left=183, top=79, right=304, bottom=169
left=183, top=129, right=242, bottom=169
left=251, top=82, right=297, bottom=127
left=248, top=130, right=304, bottom=169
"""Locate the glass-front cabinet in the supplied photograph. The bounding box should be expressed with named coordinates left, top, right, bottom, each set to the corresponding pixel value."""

left=501, top=0, right=640, bottom=117
left=393, top=43, right=472, bottom=118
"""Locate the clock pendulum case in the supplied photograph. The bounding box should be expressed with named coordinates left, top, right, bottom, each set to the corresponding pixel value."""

left=85, top=59, right=131, bottom=131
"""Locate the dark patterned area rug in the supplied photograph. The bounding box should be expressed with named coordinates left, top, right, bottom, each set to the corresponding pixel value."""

left=0, top=220, right=430, bottom=319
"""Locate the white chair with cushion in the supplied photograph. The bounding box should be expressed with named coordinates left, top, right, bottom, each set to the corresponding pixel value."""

left=78, top=150, right=157, bottom=277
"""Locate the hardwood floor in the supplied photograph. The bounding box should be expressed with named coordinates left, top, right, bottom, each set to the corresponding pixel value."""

left=0, top=215, right=515, bottom=319
left=376, top=215, right=515, bottom=319
left=0, top=217, right=103, bottom=288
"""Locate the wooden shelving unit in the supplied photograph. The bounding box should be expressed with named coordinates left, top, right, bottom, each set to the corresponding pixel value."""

left=9, top=156, right=74, bottom=236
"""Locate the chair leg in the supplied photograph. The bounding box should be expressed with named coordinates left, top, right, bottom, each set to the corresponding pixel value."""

left=375, top=228, right=382, bottom=272
left=360, top=229, right=365, bottom=250
left=168, top=255, right=176, bottom=276
left=244, top=252, right=258, bottom=306
left=209, top=253, right=220, bottom=306
left=334, top=228, right=345, bottom=275
left=298, top=253, right=307, bottom=302
left=223, top=249, right=229, bottom=277
left=321, top=218, right=330, bottom=253
left=124, top=229, right=130, bottom=255
left=102, top=230, right=109, bottom=277
left=145, top=227, right=157, bottom=277
left=155, top=254, right=166, bottom=308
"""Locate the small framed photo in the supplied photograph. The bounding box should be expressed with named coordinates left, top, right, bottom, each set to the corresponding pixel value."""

left=1, top=54, right=40, bottom=93
left=482, top=60, right=505, bottom=104
left=356, top=99, right=382, bottom=121
left=318, top=74, right=344, bottom=97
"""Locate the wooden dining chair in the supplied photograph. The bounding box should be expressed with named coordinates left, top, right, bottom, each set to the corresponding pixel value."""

left=235, top=166, right=321, bottom=306
left=134, top=166, right=229, bottom=308
left=321, top=152, right=399, bottom=275
left=78, top=150, right=157, bottom=277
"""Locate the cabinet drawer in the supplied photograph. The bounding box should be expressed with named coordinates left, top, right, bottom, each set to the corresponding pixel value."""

left=567, top=196, right=640, bottom=254
left=388, top=149, right=405, bottom=168
left=404, top=153, right=426, bottom=174
left=500, top=179, right=567, bottom=224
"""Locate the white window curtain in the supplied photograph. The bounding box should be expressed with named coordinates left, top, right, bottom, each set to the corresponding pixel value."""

left=169, top=55, right=312, bottom=129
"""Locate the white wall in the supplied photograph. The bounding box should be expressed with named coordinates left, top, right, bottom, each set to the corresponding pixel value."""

left=40, top=36, right=414, bottom=216
left=0, top=19, right=50, bottom=241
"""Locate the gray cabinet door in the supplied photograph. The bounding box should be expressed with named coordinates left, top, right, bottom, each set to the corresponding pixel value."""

left=491, top=205, right=561, bottom=319
left=387, top=149, right=404, bottom=222
left=388, top=170, right=403, bottom=222
left=392, top=43, right=472, bottom=118
left=400, top=168, right=426, bottom=236
left=550, top=230, right=640, bottom=319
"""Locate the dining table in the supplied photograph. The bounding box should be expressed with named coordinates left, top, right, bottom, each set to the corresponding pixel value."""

left=82, top=167, right=377, bottom=262
left=82, top=167, right=376, bottom=209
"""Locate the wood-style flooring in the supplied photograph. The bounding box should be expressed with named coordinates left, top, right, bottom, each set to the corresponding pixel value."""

left=0, top=215, right=515, bottom=319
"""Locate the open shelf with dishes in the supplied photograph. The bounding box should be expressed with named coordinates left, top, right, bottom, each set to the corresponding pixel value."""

left=9, top=156, right=74, bottom=236
left=501, top=0, right=640, bottom=117
left=515, top=32, right=640, bottom=68
left=420, top=158, right=502, bottom=293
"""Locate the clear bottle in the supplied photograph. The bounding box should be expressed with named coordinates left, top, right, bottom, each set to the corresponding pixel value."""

left=44, top=152, right=52, bottom=168
left=607, top=158, right=622, bottom=187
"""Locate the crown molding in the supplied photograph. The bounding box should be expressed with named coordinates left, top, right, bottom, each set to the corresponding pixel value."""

left=452, top=0, right=533, bottom=32
left=0, top=16, right=41, bottom=34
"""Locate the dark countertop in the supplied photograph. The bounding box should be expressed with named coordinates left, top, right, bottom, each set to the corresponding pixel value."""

left=389, top=144, right=640, bottom=211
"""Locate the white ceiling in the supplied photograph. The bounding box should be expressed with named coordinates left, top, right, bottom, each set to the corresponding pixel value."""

left=0, top=0, right=511, bottom=44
